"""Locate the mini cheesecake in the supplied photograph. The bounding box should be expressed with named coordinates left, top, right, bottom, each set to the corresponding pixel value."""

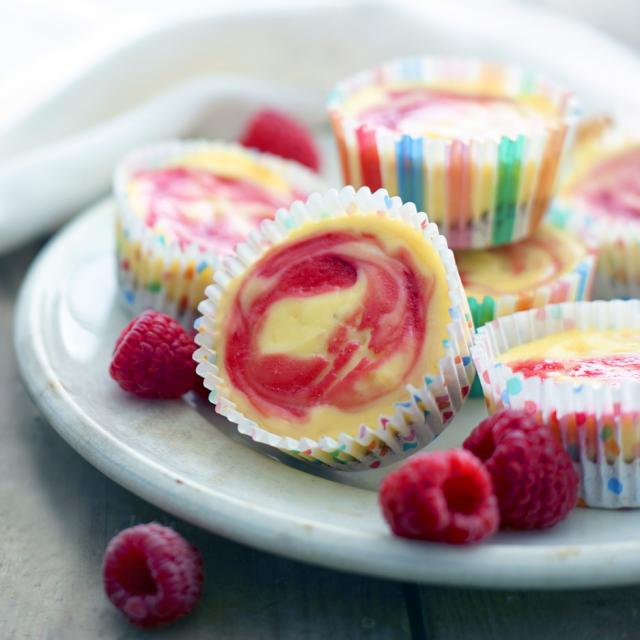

left=215, top=213, right=451, bottom=440
left=128, top=151, right=306, bottom=253
left=114, top=141, right=325, bottom=325
left=329, top=58, right=579, bottom=248
left=567, top=142, right=640, bottom=224
left=456, top=224, right=590, bottom=302
left=561, top=125, right=640, bottom=298
left=340, top=83, right=558, bottom=142
left=195, top=187, right=475, bottom=469
left=472, top=300, right=640, bottom=508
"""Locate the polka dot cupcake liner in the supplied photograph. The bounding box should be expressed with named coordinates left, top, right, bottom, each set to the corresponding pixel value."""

left=472, top=299, right=640, bottom=508
left=113, top=140, right=327, bottom=328
left=328, top=57, right=580, bottom=250
left=194, top=186, right=476, bottom=470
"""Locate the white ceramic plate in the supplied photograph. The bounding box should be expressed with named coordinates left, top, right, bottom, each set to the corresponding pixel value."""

left=15, top=199, right=640, bottom=590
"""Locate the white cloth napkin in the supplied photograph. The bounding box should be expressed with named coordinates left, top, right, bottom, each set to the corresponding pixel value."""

left=2, top=0, right=640, bottom=253
left=0, top=76, right=325, bottom=252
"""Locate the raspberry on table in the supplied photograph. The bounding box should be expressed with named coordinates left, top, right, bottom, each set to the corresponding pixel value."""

left=463, top=409, right=579, bottom=530
left=240, top=108, right=320, bottom=171
left=103, top=523, right=203, bottom=628
left=110, top=310, right=197, bottom=399
left=379, top=449, right=499, bottom=545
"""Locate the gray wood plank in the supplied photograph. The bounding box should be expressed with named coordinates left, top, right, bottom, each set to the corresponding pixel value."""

left=0, top=242, right=411, bottom=640
left=419, top=583, right=640, bottom=639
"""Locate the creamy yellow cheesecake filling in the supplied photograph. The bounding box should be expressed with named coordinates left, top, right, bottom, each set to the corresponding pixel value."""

left=456, top=225, right=587, bottom=299
left=499, top=329, right=640, bottom=384
left=341, top=82, right=560, bottom=140
left=215, top=213, right=452, bottom=439
left=127, top=147, right=303, bottom=253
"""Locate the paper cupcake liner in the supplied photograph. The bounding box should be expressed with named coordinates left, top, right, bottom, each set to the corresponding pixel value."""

left=465, top=209, right=597, bottom=396
left=472, top=299, right=640, bottom=508
left=113, top=140, right=327, bottom=328
left=194, top=186, right=476, bottom=470
left=328, top=57, right=580, bottom=249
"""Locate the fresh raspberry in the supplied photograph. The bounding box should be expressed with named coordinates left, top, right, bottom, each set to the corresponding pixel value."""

left=463, top=409, right=579, bottom=530
left=103, top=523, right=203, bottom=628
left=379, top=450, right=499, bottom=544
left=110, top=311, right=197, bottom=399
left=240, top=109, right=320, bottom=171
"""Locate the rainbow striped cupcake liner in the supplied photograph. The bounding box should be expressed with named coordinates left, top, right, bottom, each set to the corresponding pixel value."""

left=466, top=209, right=597, bottom=396
left=113, top=140, right=326, bottom=328
left=472, top=300, right=640, bottom=508
left=328, top=57, right=580, bottom=249
left=194, top=186, right=476, bottom=470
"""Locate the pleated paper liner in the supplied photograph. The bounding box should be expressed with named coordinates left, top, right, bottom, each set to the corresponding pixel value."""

left=113, top=140, right=327, bottom=328
left=472, top=299, right=640, bottom=508
left=465, top=210, right=597, bottom=396
left=328, top=57, right=580, bottom=249
left=194, top=186, right=476, bottom=470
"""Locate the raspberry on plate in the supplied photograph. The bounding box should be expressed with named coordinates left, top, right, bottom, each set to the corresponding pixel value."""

left=103, top=523, right=203, bottom=628
left=240, top=108, right=320, bottom=171
left=463, top=409, right=579, bottom=530
left=379, top=449, right=499, bottom=544
left=109, top=310, right=197, bottom=399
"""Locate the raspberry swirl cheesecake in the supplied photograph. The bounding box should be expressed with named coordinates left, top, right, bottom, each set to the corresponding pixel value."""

left=561, top=126, right=640, bottom=298
left=472, top=300, right=640, bottom=508
left=195, top=187, right=475, bottom=469
left=114, top=141, right=326, bottom=326
left=329, top=57, right=579, bottom=249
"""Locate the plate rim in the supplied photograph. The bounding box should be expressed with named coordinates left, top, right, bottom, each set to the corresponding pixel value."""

left=14, top=198, right=640, bottom=590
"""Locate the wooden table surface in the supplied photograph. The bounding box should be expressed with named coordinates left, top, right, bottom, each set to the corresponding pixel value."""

left=3, top=237, right=640, bottom=640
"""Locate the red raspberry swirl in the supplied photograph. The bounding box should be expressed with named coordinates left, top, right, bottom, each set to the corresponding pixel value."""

left=133, top=167, right=302, bottom=253
left=574, top=147, right=640, bottom=220
left=357, top=87, right=516, bottom=133
left=509, top=353, right=640, bottom=383
left=223, top=230, right=431, bottom=421
left=351, top=86, right=546, bottom=140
